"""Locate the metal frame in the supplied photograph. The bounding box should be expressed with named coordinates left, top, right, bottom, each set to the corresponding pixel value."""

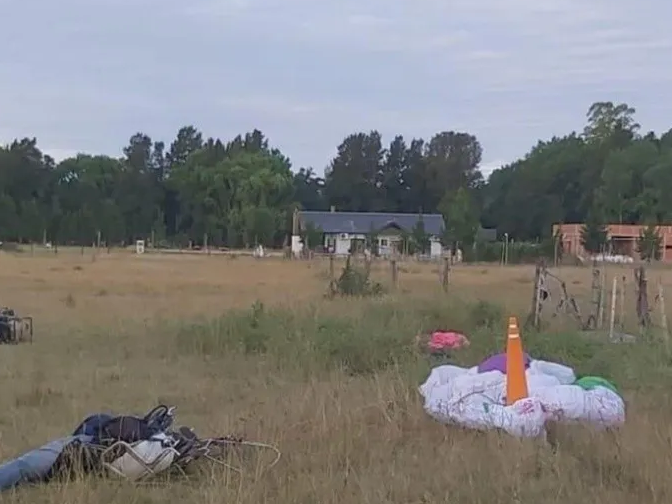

left=0, top=307, right=33, bottom=344
left=99, top=439, right=181, bottom=481
left=72, top=405, right=280, bottom=483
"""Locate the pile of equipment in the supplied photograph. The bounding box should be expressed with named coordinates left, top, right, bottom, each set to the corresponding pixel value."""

left=0, top=404, right=280, bottom=492
left=419, top=317, right=625, bottom=438
left=0, top=307, right=33, bottom=344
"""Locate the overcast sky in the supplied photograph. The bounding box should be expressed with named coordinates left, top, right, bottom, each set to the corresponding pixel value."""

left=1, top=0, right=671, bottom=176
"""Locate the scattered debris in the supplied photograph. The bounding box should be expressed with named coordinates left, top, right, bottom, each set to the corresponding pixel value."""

left=0, top=404, right=280, bottom=492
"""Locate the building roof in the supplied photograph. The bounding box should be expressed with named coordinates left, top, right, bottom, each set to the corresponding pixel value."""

left=299, top=211, right=444, bottom=235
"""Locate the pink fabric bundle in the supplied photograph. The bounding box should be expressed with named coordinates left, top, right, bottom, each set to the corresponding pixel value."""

left=428, top=331, right=469, bottom=351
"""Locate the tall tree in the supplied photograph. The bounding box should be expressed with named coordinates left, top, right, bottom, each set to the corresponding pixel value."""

left=293, top=168, right=326, bottom=211
left=1, top=99, right=671, bottom=252
left=440, top=187, right=479, bottom=249
left=325, top=131, right=384, bottom=212
left=580, top=210, right=609, bottom=254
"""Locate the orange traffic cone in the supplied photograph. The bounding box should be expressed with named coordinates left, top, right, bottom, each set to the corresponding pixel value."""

left=505, top=316, right=528, bottom=405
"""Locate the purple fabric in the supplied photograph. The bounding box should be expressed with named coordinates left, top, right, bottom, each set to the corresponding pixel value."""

left=477, top=352, right=531, bottom=374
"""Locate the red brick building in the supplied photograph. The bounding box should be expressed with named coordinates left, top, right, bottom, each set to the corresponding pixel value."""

left=553, top=223, right=672, bottom=262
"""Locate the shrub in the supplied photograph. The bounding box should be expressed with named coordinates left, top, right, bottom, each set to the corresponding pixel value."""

left=328, top=255, right=384, bottom=297
left=173, top=298, right=516, bottom=377
left=468, top=300, right=503, bottom=329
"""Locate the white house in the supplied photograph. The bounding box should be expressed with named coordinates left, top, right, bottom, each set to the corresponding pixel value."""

left=293, top=209, right=445, bottom=258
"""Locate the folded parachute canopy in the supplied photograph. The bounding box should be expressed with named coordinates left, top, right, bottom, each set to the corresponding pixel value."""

left=419, top=356, right=625, bottom=438
left=477, top=352, right=531, bottom=374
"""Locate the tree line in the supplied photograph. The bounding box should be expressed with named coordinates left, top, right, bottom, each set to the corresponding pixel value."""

left=1, top=101, right=671, bottom=250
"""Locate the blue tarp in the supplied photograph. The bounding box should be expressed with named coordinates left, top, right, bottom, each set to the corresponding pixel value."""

left=0, top=435, right=93, bottom=492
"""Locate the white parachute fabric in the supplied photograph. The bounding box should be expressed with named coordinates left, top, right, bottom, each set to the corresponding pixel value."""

left=419, top=360, right=625, bottom=437
left=527, top=360, right=577, bottom=384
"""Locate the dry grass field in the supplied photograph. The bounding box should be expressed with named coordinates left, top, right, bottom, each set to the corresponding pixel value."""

left=1, top=247, right=672, bottom=503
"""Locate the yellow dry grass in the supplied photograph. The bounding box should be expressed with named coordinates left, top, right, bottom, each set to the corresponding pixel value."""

left=0, top=248, right=671, bottom=503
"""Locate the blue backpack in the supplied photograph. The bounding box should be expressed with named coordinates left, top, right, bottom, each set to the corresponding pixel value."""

left=72, top=405, right=175, bottom=444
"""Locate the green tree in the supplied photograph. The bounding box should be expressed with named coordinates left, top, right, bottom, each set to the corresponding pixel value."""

left=2, top=99, right=672, bottom=254
left=600, top=139, right=659, bottom=223
left=245, top=207, right=277, bottom=247
left=0, top=194, right=18, bottom=241
left=439, top=187, right=479, bottom=250
left=324, top=131, right=385, bottom=212
left=580, top=212, right=609, bottom=254
left=19, top=199, right=43, bottom=242
left=583, top=101, right=640, bottom=143
left=300, top=221, right=323, bottom=251
left=411, top=216, right=430, bottom=254
left=637, top=223, right=662, bottom=261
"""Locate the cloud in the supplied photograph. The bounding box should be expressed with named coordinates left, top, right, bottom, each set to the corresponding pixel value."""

left=217, top=95, right=328, bottom=117
left=1, top=0, right=671, bottom=173
left=42, top=149, right=83, bottom=162
left=480, top=161, right=507, bottom=178
left=182, top=0, right=470, bottom=53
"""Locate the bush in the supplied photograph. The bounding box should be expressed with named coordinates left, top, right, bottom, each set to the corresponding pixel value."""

left=173, top=297, right=520, bottom=378
left=328, top=256, right=384, bottom=297
left=468, top=300, right=503, bottom=329
left=172, top=294, right=668, bottom=391
left=465, top=240, right=556, bottom=264
left=0, top=242, right=23, bottom=253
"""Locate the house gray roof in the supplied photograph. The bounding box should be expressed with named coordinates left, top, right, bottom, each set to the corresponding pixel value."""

left=299, top=211, right=444, bottom=235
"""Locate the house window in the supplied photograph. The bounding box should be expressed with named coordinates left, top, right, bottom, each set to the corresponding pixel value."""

left=380, top=238, right=388, bottom=247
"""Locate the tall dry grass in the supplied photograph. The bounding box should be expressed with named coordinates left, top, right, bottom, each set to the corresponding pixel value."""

left=0, top=248, right=671, bottom=503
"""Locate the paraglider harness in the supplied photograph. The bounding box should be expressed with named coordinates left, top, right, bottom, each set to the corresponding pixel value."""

left=0, top=307, right=33, bottom=344
left=45, top=405, right=279, bottom=484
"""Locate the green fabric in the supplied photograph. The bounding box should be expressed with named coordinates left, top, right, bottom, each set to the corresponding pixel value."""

left=575, top=376, right=619, bottom=395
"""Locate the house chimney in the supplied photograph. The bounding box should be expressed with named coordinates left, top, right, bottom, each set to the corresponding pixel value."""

left=330, top=205, right=335, bottom=213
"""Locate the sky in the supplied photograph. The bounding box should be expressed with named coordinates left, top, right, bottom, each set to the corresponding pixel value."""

left=1, top=0, right=672, bottom=177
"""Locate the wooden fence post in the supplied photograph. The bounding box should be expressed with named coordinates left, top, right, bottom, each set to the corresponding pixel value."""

left=391, top=259, right=398, bottom=289
left=635, top=266, right=651, bottom=331
left=441, top=257, right=450, bottom=292
left=526, top=261, right=544, bottom=330
left=590, top=260, right=601, bottom=329
left=597, top=272, right=605, bottom=329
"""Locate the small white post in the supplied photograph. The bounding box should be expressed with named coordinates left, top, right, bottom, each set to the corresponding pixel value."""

left=609, top=276, right=617, bottom=340
left=601, top=265, right=607, bottom=327
left=619, top=275, right=625, bottom=330
left=533, top=270, right=542, bottom=328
